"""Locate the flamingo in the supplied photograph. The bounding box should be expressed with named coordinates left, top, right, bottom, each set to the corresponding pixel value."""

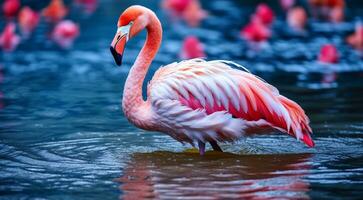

left=0, top=22, right=20, bottom=52
left=18, top=6, right=40, bottom=38
left=162, top=0, right=192, bottom=15
left=51, top=20, right=79, bottom=49
left=241, top=19, right=271, bottom=42
left=280, top=0, right=295, bottom=11
left=318, top=44, right=339, bottom=63
left=181, top=0, right=207, bottom=27
left=2, top=0, right=20, bottom=18
left=308, top=0, right=345, bottom=22
left=180, top=36, right=205, bottom=59
left=287, top=7, right=307, bottom=31
left=110, top=5, right=314, bottom=155
left=162, top=0, right=206, bottom=27
left=347, top=23, right=363, bottom=50
left=42, top=0, right=68, bottom=23
left=253, top=3, right=275, bottom=26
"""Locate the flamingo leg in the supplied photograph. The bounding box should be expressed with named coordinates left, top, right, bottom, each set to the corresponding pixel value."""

left=198, top=141, right=205, bottom=156
left=210, top=141, right=223, bottom=152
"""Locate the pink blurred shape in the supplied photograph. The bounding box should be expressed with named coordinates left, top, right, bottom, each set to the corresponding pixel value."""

left=182, top=0, right=207, bottom=27
left=2, top=0, right=20, bottom=18
left=287, top=7, right=307, bottom=30
left=162, top=0, right=207, bottom=27
left=308, top=0, right=345, bottom=22
left=347, top=23, right=363, bottom=50
left=318, top=44, right=339, bottom=63
left=180, top=36, right=205, bottom=59
left=18, top=7, right=40, bottom=38
left=241, top=19, right=271, bottom=42
left=330, top=6, right=344, bottom=23
left=309, top=0, right=345, bottom=7
left=42, top=0, right=68, bottom=23
left=162, top=0, right=192, bottom=15
left=51, top=20, right=80, bottom=49
left=75, top=0, right=98, bottom=14
left=0, top=22, right=20, bottom=52
left=254, top=3, right=275, bottom=26
left=280, top=0, right=295, bottom=11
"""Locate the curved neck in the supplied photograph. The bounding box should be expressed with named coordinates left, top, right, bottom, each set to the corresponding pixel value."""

left=122, top=11, right=162, bottom=129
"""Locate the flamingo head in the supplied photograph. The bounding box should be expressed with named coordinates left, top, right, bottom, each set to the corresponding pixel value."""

left=110, top=5, right=151, bottom=66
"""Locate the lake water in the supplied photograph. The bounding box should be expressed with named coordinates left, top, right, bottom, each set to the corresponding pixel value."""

left=1, top=0, right=363, bottom=199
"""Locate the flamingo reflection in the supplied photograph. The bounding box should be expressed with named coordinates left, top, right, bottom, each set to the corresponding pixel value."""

left=117, top=152, right=312, bottom=199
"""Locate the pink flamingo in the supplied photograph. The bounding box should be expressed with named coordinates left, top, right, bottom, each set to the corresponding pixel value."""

left=347, top=23, right=363, bottom=50
left=0, top=22, right=20, bottom=52
left=309, top=0, right=345, bottom=22
left=18, top=6, right=40, bottom=38
left=42, top=0, right=68, bottom=23
left=241, top=19, right=271, bottom=42
left=2, top=0, right=20, bottom=18
left=181, top=0, right=207, bottom=27
left=180, top=36, right=205, bottom=59
left=318, top=44, right=339, bottom=63
left=253, top=3, right=275, bottom=26
left=110, top=6, right=314, bottom=155
left=287, top=7, right=307, bottom=31
left=280, top=0, right=295, bottom=11
left=162, top=0, right=206, bottom=27
left=162, top=0, right=192, bottom=15
left=51, top=20, right=79, bottom=49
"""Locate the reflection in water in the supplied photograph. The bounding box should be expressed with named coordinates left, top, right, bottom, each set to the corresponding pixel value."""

left=321, top=72, right=337, bottom=84
left=118, top=152, right=312, bottom=199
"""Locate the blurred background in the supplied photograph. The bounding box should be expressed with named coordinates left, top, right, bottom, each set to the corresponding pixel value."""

left=1, top=0, right=363, bottom=199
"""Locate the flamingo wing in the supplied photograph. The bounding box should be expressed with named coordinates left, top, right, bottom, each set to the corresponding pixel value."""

left=148, top=59, right=314, bottom=147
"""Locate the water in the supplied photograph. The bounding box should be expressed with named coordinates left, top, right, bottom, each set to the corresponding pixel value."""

left=1, top=0, right=363, bottom=199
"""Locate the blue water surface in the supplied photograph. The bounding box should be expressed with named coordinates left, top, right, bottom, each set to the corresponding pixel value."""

left=1, top=0, right=363, bottom=199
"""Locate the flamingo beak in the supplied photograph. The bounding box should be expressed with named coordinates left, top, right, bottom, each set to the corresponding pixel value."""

left=110, top=32, right=127, bottom=66
left=110, top=23, right=132, bottom=66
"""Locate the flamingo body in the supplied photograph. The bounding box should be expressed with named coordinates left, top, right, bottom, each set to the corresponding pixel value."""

left=148, top=59, right=313, bottom=147
left=42, top=0, right=68, bottom=22
left=180, top=36, right=205, bottom=59
left=181, top=0, right=207, bottom=27
left=280, top=0, right=295, bottom=11
left=162, top=0, right=206, bottom=27
left=319, top=44, right=339, bottom=63
left=309, top=0, right=345, bottom=22
left=51, top=20, right=79, bottom=49
left=347, top=23, right=363, bottom=50
left=110, top=6, right=314, bottom=155
left=0, top=22, right=20, bottom=52
left=162, top=0, right=192, bottom=15
left=18, top=7, right=40, bottom=37
left=287, top=7, right=307, bottom=30
left=2, top=0, right=20, bottom=18
left=241, top=20, right=271, bottom=42
left=254, top=3, right=275, bottom=26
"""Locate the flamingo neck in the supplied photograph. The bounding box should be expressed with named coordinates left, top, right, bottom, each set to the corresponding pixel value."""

left=122, top=12, right=162, bottom=130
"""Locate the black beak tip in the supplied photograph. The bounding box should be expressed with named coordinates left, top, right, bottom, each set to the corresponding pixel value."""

left=110, top=46, right=122, bottom=66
